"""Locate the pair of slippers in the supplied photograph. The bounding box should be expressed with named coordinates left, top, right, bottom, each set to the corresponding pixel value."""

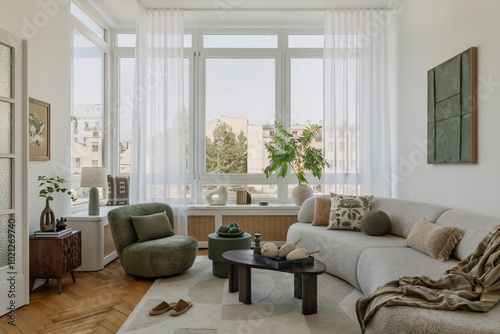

left=149, top=299, right=193, bottom=316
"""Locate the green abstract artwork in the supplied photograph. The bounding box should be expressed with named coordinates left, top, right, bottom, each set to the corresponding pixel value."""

left=428, top=47, right=477, bottom=164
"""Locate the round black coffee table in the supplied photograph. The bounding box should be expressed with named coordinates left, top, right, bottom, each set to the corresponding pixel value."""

left=222, top=249, right=326, bottom=315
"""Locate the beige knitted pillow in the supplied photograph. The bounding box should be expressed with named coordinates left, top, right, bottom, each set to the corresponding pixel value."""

left=312, top=197, right=331, bottom=226
left=403, top=218, right=463, bottom=261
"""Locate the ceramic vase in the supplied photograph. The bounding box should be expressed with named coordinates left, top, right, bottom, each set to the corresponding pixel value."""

left=291, top=184, right=314, bottom=206
left=40, top=198, right=56, bottom=232
left=206, top=186, right=228, bottom=205
left=254, top=233, right=261, bottom=254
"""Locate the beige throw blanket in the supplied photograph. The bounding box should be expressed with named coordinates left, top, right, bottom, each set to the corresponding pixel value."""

left=356, top=225, right=500, bottom=332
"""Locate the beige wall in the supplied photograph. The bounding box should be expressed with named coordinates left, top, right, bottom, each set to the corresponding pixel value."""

left=0, top=0, right=72, bottom=233
left=394, top=0, right=500, bottom=216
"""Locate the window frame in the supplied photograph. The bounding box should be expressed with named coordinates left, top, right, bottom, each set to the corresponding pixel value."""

left=71, top=1, right=110, bottom=210
left=110, top=28, right=326, bottom=204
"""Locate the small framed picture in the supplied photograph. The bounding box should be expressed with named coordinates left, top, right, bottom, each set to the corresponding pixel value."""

left=29, top=98, right=51, bottom=161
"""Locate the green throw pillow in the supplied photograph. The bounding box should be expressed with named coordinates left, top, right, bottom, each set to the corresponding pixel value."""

left=130, top=211, right=175, bottom=242
left=361, top=210, right=391, bottom=236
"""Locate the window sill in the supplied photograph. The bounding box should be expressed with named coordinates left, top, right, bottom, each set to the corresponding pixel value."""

left=187, top=203, right=300, bottom=214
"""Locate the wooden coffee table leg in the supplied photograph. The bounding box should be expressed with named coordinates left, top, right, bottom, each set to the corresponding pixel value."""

left=294, top=273, right=302, bottom=299
left=302, top=274, right=317, bottom=315
left=228, top=263, right=239, bottom=292
left=238, top=265, right=251, bottom=304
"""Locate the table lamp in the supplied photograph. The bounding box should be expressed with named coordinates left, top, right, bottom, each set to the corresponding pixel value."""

left=80, top=167, right=107, bottom=216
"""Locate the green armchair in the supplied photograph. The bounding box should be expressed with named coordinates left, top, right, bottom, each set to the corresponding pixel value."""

left=108, top=203, right=198, bottom=277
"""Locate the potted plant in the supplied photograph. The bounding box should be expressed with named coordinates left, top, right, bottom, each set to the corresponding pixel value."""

left=264, top=122, right=329, bottom=205
left=38, top=176, right=77, bottom=232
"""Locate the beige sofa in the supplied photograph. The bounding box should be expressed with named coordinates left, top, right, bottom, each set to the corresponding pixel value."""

left=287, top=197, right=500, bottom=333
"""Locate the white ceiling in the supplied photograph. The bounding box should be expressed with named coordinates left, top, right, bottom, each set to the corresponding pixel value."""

left=81, top=0, right=392, bottom=29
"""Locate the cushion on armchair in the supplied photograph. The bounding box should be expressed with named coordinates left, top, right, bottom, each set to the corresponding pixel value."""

left=130, top=211, right=175, bottom=242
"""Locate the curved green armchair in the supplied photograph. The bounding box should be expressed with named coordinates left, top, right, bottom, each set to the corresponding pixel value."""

left=108, top=203, right=198, bottom=277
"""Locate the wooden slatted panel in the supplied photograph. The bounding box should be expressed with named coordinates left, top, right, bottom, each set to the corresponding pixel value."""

left=187, top=216, right=215, bottom=241
left=222, top=215, right=297, bottom=242
left=103, top=225, right=115, bottom=257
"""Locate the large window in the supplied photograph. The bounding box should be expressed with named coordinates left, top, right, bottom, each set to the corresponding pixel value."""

left=112, top=30, right=324, bottom=203
left=118, top=57, right=134, bottom=173
left=205, top=58, right=275, bottom=174
left=71, top=2, right=109, bottom=205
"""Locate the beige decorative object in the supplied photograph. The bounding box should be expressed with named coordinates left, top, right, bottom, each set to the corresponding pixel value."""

left=206, top=186, right=228, bottom=205
left=236, top=190, right=248, bottom=204
left=312, top=197, right=331, bottom=226
left=292, top=185, right=314, bottom=206
left=403, top=218, right=463, bottom=261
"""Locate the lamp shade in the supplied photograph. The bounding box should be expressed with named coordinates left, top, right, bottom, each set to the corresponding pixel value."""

left=80, top=167, right=107, bottom=188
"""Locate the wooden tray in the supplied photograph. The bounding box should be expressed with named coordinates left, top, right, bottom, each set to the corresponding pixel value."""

left=254, top=253, right=314, bottom=269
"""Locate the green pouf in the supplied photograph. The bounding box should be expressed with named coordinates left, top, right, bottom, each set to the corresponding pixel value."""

left=361, top=210, right=391, bottom=236
left=208, top=233, right=251, bottom=278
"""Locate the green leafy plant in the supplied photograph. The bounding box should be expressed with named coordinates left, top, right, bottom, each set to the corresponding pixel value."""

left=264, top=122, right=329, bottom=185
left=38, top=176, right=77, bottom=201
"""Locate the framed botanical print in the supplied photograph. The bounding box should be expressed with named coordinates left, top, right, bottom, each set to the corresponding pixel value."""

left=29, top=98, right=51, bottom=161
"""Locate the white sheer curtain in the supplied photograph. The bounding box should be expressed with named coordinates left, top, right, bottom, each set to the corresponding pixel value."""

left=323, top=9, right=392, bottom=197
left=131, top=6, right=188, bottom=234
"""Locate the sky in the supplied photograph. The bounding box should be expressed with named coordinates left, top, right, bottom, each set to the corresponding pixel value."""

left=74, top=34, right=324, bottom=144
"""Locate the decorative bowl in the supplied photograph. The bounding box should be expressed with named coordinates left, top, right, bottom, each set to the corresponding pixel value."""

left=217, top=230, right=244, bottom=238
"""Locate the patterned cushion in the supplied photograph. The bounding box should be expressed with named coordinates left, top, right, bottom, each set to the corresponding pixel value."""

left=106, top=175, right=130, bottom=206
left=403, top=218, right=463, bottom=261
left=327, top=193, right=374, bottom=231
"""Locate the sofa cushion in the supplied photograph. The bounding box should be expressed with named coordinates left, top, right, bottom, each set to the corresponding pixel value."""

left=357, top=247, right=459, bottom=296
left=327, top=193, right=373, bottom=231
left=361, top=210, right=391, bottom=236
left=370, top=197, right=449, bottom=238
left=287, top=222, right=405, bottom=289
left=312, top=197, right=331, bottom=226
left=297, top=195, right=330, bottom=223
left=403, top=218, right=463, bottom=261
left=297, top=196, right=316, bottom=223
left=366, top=303, right=500, bottom=334
left=130, top=211, right=175, bottom=242
left=436, top=210, right=500, bottom=260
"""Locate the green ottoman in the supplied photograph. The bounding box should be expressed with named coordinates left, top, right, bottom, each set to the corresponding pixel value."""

left=208, top=232, right=251, bottom=278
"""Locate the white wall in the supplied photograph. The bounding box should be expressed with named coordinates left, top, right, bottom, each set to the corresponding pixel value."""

left=0, top=0, right=72, bottom=234
left=394, top=0, right=500, bottom=217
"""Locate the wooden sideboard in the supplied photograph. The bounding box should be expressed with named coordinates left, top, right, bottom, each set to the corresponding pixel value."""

left=29, top=230, right=82, bottom=294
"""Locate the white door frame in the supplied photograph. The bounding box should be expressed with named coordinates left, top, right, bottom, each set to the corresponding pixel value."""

left=0, top=28, right=29, bottom=320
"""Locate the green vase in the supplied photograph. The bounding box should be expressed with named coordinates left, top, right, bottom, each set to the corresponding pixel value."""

left=254, top=233, right=261, bottom=254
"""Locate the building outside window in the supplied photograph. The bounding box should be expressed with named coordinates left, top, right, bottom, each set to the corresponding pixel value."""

left=71, top=1, right=109, bottom=205
left=110, top=31, right=357, bottom=203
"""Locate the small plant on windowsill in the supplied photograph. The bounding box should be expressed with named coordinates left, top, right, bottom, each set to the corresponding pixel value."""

left=264, top=121, right=329, bottom=206
left=38, top=176, right=77, bottom=232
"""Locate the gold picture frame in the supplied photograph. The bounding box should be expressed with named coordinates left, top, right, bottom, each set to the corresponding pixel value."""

left=29, top=98, right=51, bottom=161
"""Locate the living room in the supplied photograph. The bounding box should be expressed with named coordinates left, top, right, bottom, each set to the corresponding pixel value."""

left=1, top=0, right=500, bottom=333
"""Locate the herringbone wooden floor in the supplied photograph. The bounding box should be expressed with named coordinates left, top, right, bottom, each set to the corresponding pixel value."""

left=0, top=249, right=209, bottom=334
